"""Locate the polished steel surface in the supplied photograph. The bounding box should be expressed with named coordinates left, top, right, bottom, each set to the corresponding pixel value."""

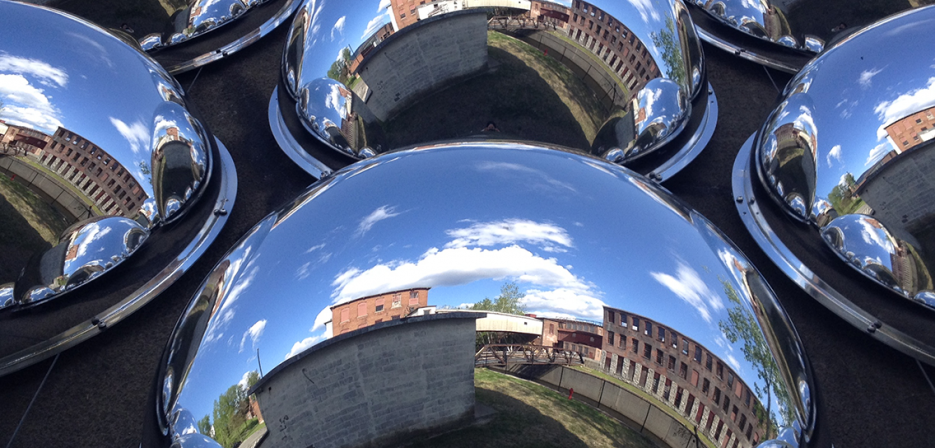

left=734, top=134, right=935, bottom=366
left=151, top=143, right=814, bottom=448
left=752, top=6, right=935, bottom=308
left=687, top=0, right=932, bottom=72
left=0, top=0, right=236, bottom=374
left=274, top=0, right=716, bottom=179
left=26, top=0, right=302, bottom=74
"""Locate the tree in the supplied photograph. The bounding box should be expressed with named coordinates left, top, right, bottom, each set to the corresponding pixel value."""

left=471, top=281, right=526, bottom=315
left=650, top=17, right=686, bottom=91
left=197, top=414, right=212, bottom=436
left=718, top=280, right=792, bottom=439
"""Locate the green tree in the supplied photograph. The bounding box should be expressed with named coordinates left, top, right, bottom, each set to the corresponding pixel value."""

left=718, top=280, right=792, bottom=439
left=327, top=47, right=353, bottom=84
left=472, top=281, right=526, bottom=315
left=197, top=414, right=212, bottom=436
left=650, top=17, right=686, bottom=90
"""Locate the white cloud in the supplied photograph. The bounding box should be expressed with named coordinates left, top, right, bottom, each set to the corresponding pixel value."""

left=356, top=205, right=400, bottom=236
left=726, top=354, right=741, bottom=373
left=0, top=53, right=68, bottom=87
left=286, top=333, right=328, bottom=359
left=523, top=288, right=605, bottom=321
left=361, top=11, right=391, bottom=39
left=858, top=68, right=883, bottom=89
left=325, top=82, right=349, bottom=117
left=826, top=145, right=842, bottom=167
left=859, top=218, right=895, bottom=254
left=444, top=219, right=573, bottom=251
left=474, top=161, right=577, bottom=193
left=110, top=117, right=150, bottom=155
left=239, top=319, right=267, bottom=353
left=865, top=142, right=891, bottom=166
left=651, top=261, right=724, bottom=323
left=331, top=244, right=588, bottom=304
left=627, top=0, right=661, bottom=22
left=331, top=16, right=346, bottom=41
left=0, top=74, right=62, bottom=133
left=378, top=0, right=391, bottom=9
left=873, top=77, right=935, bottom=140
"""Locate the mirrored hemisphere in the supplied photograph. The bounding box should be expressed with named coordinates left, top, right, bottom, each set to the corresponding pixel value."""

left=270, top=0, right=716, bottom=181
left=20, top=0, right=301, bottom=74
left=685, top=0, right=928, bottom=73
left=733, top=6, right=935, bottom=362
left=148, top=144, right=814, bottom=448
left=0, top=1, right=235, bottom=374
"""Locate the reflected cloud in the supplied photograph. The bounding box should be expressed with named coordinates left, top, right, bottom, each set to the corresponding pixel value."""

left=873, top=77, right=935, bottom=139
left=0, top=53, right=67, bottom=87
left=285, top=333, right=328, bottom=359
left=651, top=261, right=724, bottom=323
left=826, top=144, right=842, bottom=167
left=356, top=205, right=400, bottom=236
left=859, top=218, right=895, bottom=253
left=331, top=16, right=346, bottom=41
left=0, top=74, right=63, bottom=133
left=362, top=11, right=391, bottom=39
left=475, top=161, right=577, bottom=193
left=627, top=0, right=661, bottom=22
left=239, top=319, right=267, bottom=353
left=444, top=219, right=573, bottom=251
left=865, top=141, right=890, bottom=166
left=110, top=117, right=150, bottom=155
left=858, top=67, right=883, bottom=89
left=523, top=287, right=605, bottom=321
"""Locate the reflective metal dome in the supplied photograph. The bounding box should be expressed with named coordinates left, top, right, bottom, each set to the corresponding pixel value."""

left=686, top=0, right=928, bottom=73
left=733, top=6, right=935, bottom=363
left=21, top=0, right=301, bottom=74
left=148, top=143, right=814, bottom=448
left=0, top=1, right=236, bottom=375
left=270, top=0, right=717, bottom=181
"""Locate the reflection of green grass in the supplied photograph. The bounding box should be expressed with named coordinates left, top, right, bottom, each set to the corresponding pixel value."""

left=488, top=31, right=606, bottom=142
left=545, top=30, right=629, bottom=97
left=574, top=366, right=718, bottom=448
left=408, top=368, right=657, bottom=448
left=0, top=172, right=69, bottom=244
left=19, top=158, right=103, bottom=215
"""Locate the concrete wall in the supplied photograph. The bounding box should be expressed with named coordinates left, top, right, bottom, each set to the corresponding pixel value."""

left=0, top=156, right=89, bottom=221
left=357, top=10, right=489, bottom=121
left=253, top=313, right=479, bottom=448
left=506, top=364, right=717, bottom=448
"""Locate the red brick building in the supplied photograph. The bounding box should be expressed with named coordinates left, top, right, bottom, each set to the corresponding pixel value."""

left=539, top=317, right=603, bottom=360
left=566, top=0, right=661, bottom=94
left=36, top=127, right=149, bottom=217
left=330, top=287, right=430, bottom=336
left=884, top=105, right=935, bottom=152
left=602, top=306, right=767, bottom=448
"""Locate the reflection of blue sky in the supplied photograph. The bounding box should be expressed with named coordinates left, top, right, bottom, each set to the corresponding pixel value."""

left=0, top=5, right=190, bottom=198
left=177, top=147, right=782, bottom=424
left=788, top=14, right=935, bottom=200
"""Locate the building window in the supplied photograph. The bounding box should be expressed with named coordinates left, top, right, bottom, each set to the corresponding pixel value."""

left=357, top=302, right=367, bottom=317
left=608, top=331, right=615, bottom=346
left=631, top=339, right=639, bottom=354
left=693, top=346, right=702, bottom=362
left=686, top=394, right=695, bottom=415
left=375, top=298, right=384, bottom=312
left=739, top=414, right=747, bottom=430
left=695, top=404, right=705, bottom=423
left=681, top=339, right=689, bottom=355
left=691, top=369, right=699, bottom=387
left=341, top=308, right=349, bottom=323
left=670, top=333, right=678, bottom=350
left=667, top=355, right=675, bottom=370
left=723, top=396, right=730, bottom=413
left=644, top=321, right=652, bottom=336
left=663, top=378, right=671, bottom=400
left=713, top=387, right=721, bottom=405
left=655, top=349, right=663, bottom=365
left=702, top=378, right=710, bottom=394
left=674, top=387, right=684, bottom=409
left=679, top=362, right=688, bottom=379
left=632, top=317, right=639, bottom=332
left=619, top=312, right=626, bottom=326
left=550, top=323, right=555, bottom=335
left=657, top=327, right=665, bottom=342
left=716, top=361, right=724, bottom=379
left=714, top=421, right=723, bottom=441
left=643, top=343, right=652, bottom=359
left=392, top=293, right=402, bottom=308
left=652, top=372, right=660, bottom=393
left=727, top=372, right=735, bottom=388
left=705, top=353, right=713, bottom=371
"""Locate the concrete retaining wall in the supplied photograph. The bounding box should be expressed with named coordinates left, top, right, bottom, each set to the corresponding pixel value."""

left=253, top=313, right=479, bottom=448
left=505, top=364, right=703, bottom=448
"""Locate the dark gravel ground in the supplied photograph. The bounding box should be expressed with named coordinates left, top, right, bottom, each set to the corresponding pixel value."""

left=2, top=13, right=935, bottom=448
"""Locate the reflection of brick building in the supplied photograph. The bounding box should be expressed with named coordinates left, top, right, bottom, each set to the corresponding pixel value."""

left=539, top=317, right=603, bottom=360
left=349, top=23, right=394, bottom=75
left=602, top=306, right=766, bottom=448
left=0, top=122, right=52, bottom=155
left=36, top=127, right=148, bottom=217
left=884, top=106, right=935, bottom=153
left=530, top=0, right=570, bottom=27
left=567, top=1, right=661, bottom=93
left=331, top=287, right=430, bottom=336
